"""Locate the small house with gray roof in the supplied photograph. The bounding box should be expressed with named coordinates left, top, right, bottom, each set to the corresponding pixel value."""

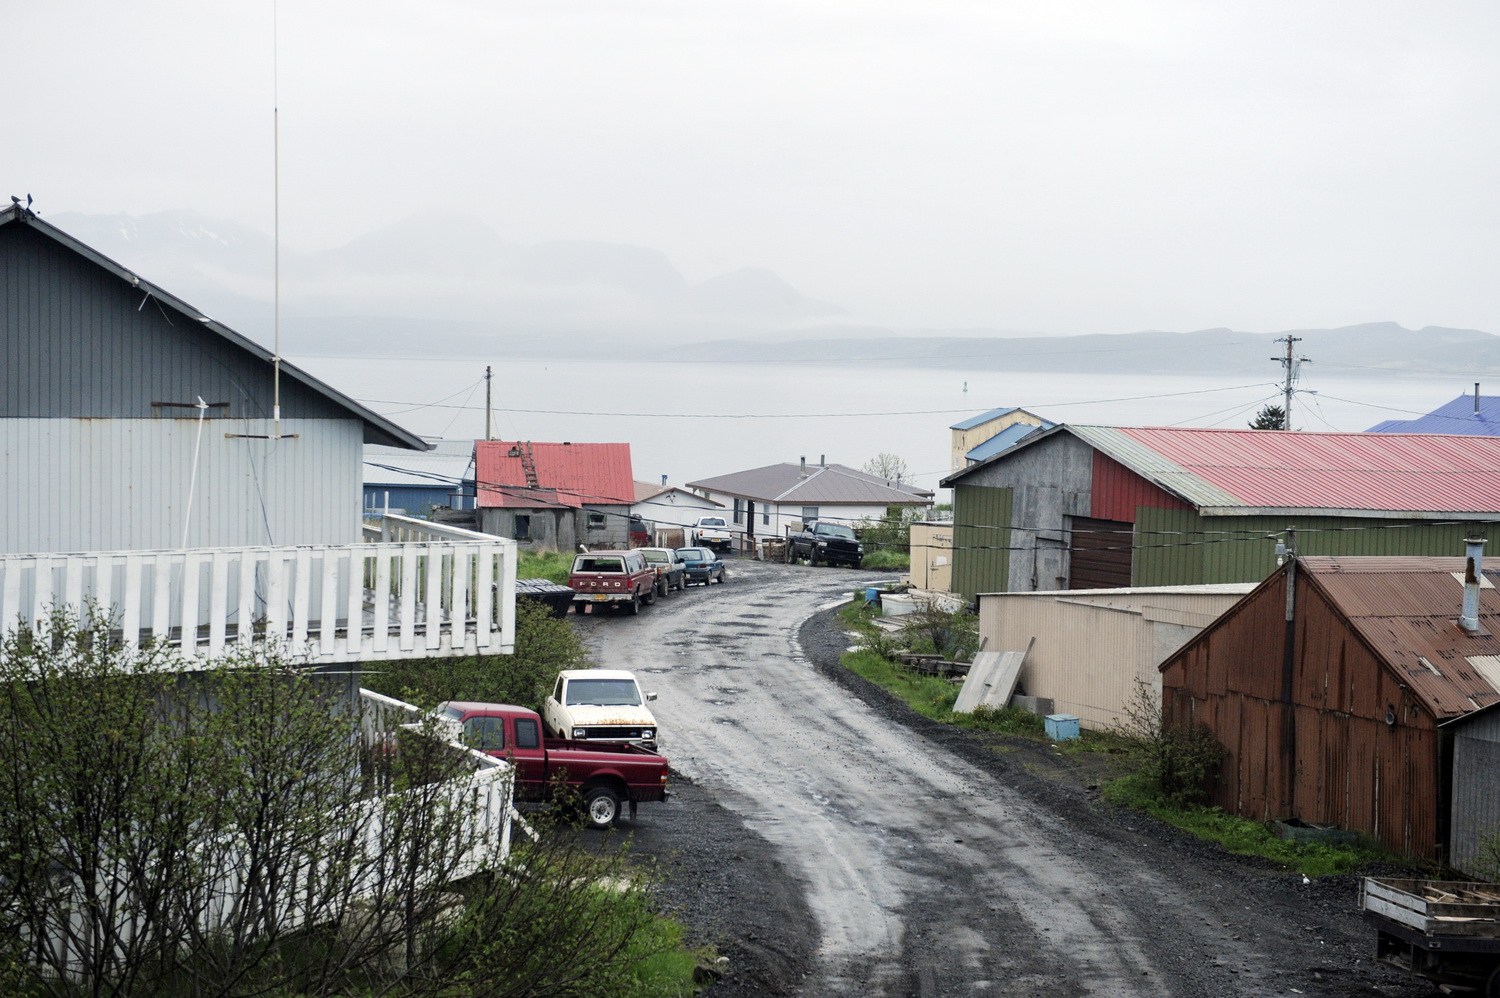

left=687, top=457, right=932, bottom=545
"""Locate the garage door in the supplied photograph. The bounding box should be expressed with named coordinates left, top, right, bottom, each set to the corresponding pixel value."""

left=1069, top=517, right=1132, bottom=589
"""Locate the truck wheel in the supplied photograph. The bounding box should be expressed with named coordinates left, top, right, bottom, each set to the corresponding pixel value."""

left=583, top=786, right=621, bottom=829
left=628, top=594, right=641, bottom=615
left=809, top=549, right=820, bottom=567
left=642, top=585, right=657, bottom=606
left=785, top=544, right=795, bottom=564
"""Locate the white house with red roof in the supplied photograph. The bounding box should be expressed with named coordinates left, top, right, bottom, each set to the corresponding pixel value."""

left=941, top=425, right=1500, bottom=600
left=473, top=441, right=636, bottom=551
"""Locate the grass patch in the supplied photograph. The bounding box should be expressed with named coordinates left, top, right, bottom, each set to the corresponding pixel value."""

left=518, top=550, right=575, bottom=584
left=1101, top=774, right=1395, bottom=878
left=860, top=549, right=910, bottom=571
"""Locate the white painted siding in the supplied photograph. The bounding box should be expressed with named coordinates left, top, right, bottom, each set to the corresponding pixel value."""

left=2, top=418, right=363, bottom=555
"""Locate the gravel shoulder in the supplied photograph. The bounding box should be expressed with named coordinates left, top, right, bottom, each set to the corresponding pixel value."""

left=603, top=568, right=1439, bottom=997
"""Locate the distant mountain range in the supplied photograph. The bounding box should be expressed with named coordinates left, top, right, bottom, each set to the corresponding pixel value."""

left=47, top=209, right=1500, bottom=376
left=49, top=209, right=849, bottom=355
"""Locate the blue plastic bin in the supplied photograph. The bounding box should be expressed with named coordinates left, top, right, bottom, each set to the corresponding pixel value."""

left=1045, top=713, right=1080, bottom=741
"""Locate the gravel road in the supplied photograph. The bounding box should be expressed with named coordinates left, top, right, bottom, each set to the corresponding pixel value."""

left=570, top=558, right=1439, bottom=997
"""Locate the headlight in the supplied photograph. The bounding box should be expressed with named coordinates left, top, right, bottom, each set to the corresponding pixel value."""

left=641, top=729, right=655, bottom=740
left=571, top=727, right=586, bottom=739
left=816, top=541, right=827, bottom=548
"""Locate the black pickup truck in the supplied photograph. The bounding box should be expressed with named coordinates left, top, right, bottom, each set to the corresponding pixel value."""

left=785, top=520, right=864, bottom=567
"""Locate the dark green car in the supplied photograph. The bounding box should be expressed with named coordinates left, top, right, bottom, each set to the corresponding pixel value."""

left=675, top=546, right=726, bottom=585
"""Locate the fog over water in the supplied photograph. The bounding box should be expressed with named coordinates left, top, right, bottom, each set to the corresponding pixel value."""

left=297, top=355, right=1470, bottom=495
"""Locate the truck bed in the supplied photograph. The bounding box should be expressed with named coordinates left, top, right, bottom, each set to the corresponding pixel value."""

left=1363, top=878, right=1500, bottom=941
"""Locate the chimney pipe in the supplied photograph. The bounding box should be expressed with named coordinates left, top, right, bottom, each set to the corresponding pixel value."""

left=1476, top=383, right=1482, bottom=416
left=661, top=474, right=667, bottom=487
left=800, top=456, right=806, bottom=475
left=1461, top=536, right=1486, bottom=632
left=820, top=454, right=826, bottom=466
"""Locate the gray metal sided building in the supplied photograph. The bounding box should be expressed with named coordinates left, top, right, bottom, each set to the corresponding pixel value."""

left=1, top=205, right=427, bottom=555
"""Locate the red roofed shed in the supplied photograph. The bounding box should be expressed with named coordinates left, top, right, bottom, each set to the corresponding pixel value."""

left=473, top=441, right=636, bottom=551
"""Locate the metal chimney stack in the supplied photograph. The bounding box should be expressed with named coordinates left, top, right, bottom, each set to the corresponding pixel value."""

left=1461, top=537, right=1486, bottom=632
left=800, top=456, right=806, bottom=475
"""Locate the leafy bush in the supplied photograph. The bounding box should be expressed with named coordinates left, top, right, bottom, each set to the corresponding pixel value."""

left=861, top=549, right=910, bottom=570
left=518, top=550, right=576, bottom=584
left=899, top=601, right=979, bottom=662
left=1114, top=680, right=1225, bottom=806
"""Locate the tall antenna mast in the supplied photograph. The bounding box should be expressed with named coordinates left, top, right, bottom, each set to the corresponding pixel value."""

left=1272, top=336, right=1310, bottom=430
left=271, top=0, right=283, bottom=439
left=486, top=365, right=493, bottom=441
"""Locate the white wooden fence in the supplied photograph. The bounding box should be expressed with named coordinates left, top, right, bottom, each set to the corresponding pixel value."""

left=0, top=515, right=517, bottom=663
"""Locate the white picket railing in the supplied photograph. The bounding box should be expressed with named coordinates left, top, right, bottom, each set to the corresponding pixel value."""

left=0, top=516, right=517, bottom=663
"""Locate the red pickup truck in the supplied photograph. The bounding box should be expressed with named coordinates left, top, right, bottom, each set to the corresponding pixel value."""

left=438, top=701, right=669, bottom=828
left=568, top=550, right=658, bottom=615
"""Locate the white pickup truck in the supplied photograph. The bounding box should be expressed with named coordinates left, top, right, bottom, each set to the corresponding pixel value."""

left=690, top=515, right=733, bottom=552
left=542, top=669, right=659, bottom=750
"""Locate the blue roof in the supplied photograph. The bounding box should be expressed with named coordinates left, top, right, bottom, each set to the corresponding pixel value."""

left=1366, top=395, right=1500, bottom=436
left=964, top=420, right=1055, bottom=462
left=951, top=406, right=1022, bottom=431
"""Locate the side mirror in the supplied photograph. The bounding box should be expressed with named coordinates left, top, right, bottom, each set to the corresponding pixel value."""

left=646, top=691, right=658, bottom=702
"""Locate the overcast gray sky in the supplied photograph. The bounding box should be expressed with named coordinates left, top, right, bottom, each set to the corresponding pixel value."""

left=7, top=1, right=1499, bottom=336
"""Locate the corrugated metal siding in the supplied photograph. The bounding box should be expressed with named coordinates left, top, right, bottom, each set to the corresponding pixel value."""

left=1163, top=567, right=1447, bottom=858
left=2, top=418, right=363, bottom=554
left=1134, top=507, right=1488, bottom=587
left=953, top=484, right=1011, bottom=600
left=1451, top=710, right=1500, bottom=874
left=1, top=223, right=352, bottom=422
left=1090, top=451, right=1192, bottom=523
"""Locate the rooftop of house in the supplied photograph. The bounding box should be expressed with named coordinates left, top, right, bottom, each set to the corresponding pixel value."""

left=473, top=441, right=634, bottom=509
left=1366, top=393, right=1500, bottom=436
left=1297, top=555, right=1500, bottom=722
left=687, top=460, right=933, bottom=505
left=945, top=424, right=1500, bottom=519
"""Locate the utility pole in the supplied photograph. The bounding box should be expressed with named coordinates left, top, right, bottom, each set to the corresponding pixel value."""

left=485, top=365, right=493, bottom=441
left=1272, top=336, right=1311, bottom=430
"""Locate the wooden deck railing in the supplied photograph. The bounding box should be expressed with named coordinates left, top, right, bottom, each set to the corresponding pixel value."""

left=0, top=516, right=516, bottom=663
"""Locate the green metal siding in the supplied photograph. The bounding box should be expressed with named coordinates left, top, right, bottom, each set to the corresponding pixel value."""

left=953, top=485, right=1012, bottom=600
left=1135, top=506, right=1491, bottom=586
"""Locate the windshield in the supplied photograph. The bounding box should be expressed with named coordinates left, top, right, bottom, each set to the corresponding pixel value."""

left=699, top=518, right=726, bottom=527
left=572, top=556, right=625, bottom=573
left=641, top=550, right=668, bottom=564
left=565, top=678, right=643, bottom=707
left=814, top=523, right=857, bottom=540
left=677, top=548, right=710, bottom=560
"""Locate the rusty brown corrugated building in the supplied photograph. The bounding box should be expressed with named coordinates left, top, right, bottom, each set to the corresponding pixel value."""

left=1160, top=554, right=1500, bottom=863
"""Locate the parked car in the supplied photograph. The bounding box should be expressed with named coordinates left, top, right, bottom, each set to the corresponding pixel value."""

left=638, top=546, right=688, bottom=595
left=690, top=516, right=733, bottom=551
left=628, top=515, right=650, bottom=547
left=542, top=669, right=659, bottom=750
left=786, top=519, right=864, bottom=567
left=437, top=701, right=668, bottom=828
left=568, top=549, right=658, bottom=614
left=676, top=546, right=727, bottom=585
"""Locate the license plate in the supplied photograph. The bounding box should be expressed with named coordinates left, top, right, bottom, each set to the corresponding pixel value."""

left=592, top=594, right=609, bottom=601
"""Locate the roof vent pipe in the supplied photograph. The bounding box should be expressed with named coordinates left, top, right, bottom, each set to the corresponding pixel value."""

left=820, top=454, right=826, bottom=466
left=661, top=474, right=667, bottom=487
left=1461, top=536, right=1486, bottom=632
left=800, top=456, right=806, bottom=475
left=1476, top=383, right=1482, bottom=416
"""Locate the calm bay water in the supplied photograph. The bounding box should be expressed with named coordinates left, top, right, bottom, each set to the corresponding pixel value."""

left=295, top=354, right=1470, bottom=495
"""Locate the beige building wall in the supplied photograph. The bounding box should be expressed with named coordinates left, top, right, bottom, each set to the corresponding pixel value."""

left=950, top=410, right=1045, bottom=472
left=909, top=522, right=953, bottom=591
left=976, top=586, right=1253, bottom=730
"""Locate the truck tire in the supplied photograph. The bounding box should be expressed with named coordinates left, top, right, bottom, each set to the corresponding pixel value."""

left=785, top=543, right=796, bottom=564
left=809, top=549, right=820, bottom=567
left=583, top=786, right=622, bottom=829
left=642, top=585, right=657, bottom=606
left=627, top=594, right=641, bottom=615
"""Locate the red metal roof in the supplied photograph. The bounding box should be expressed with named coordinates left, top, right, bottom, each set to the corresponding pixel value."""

left=473, top=442, right=635, bottom=509
left=1300, top=556, right=1500, bottom=720
left=1117, top=427, right=1500, bottom=514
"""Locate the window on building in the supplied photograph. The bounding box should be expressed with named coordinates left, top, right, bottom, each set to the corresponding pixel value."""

left=733, top=498, right=746, bottom=525
left=762, top=508, right=770, bottom=526
left=801, top=506, right=819, bottom=522
left=513, top=514, right=531, bottom=541
left=587, top=512, right=607, bottom=530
